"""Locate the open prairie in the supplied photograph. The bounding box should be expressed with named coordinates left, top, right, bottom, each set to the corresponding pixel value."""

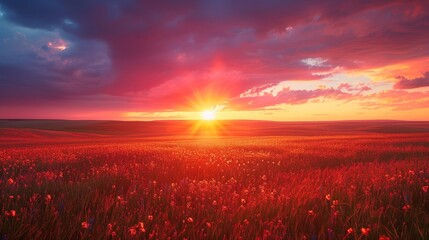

left=3, top=0, right=429, bottom=239
left=1, top=120, right=429, bottom=239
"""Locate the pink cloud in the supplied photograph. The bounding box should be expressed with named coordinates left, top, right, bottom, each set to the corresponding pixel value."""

left=360, top=90, right=429, bottom=111
left=394, top=72, right=429, bottom=89
left=231, top=86, right=352, bottom=110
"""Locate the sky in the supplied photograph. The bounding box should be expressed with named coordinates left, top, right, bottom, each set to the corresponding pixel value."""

left=0, top=0, right=429, bottom=121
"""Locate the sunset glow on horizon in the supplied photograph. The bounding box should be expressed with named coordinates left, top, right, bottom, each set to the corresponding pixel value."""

left=201, top=110, right=216, bottom=121
left=1, top=1, right=429, bottom=120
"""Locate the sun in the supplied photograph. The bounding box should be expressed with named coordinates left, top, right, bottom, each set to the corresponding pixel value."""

left=201, top=110, right=216, bottom=120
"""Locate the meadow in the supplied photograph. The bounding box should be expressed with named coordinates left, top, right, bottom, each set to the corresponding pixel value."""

left=1, top=128, right=429, bottom=240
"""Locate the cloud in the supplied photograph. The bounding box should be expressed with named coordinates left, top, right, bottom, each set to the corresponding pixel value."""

left=394, top=72, right=429, bottom=89
left=1, top=0, right=429, bottom=116
left=301, top=58, right=329, bottom=67
left=231, top=85, right=353, bottom=109
left=360, top=90, right=429, bottom=111
left=337, top=83, right=372, bottom=93
left=0, top=19, right=112, bottom=104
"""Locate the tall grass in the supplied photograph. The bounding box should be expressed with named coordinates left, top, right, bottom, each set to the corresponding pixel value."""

left=1, top=134, right=429, bottom=239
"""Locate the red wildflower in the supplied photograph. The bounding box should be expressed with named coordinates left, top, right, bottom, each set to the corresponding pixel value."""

left=361, top=227, right=370, bottom=236
left=82, top=222, right=89, bottom=229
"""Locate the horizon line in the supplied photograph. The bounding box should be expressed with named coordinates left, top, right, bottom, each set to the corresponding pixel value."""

left=1, top=118, right=429, bottom=123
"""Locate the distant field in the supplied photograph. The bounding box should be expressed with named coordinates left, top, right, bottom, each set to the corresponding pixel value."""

left=1, top=123, right=429, bottom=239
left=1, top=119, right=429, bottom=138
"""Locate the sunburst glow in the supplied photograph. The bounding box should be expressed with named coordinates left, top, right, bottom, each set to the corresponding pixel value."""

left=201, top=110, right=216, bottom=120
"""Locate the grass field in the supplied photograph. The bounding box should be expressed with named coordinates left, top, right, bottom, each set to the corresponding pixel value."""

left=1, top=121, right=429, bottom=239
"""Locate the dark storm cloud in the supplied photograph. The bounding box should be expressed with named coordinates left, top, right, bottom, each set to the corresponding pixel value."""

left=0, top=16, right=112, bottom=103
